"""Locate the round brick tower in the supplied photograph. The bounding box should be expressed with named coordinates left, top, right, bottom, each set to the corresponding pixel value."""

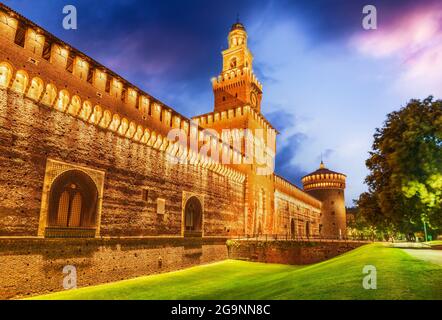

left=301, top=161, right=347, bottom=239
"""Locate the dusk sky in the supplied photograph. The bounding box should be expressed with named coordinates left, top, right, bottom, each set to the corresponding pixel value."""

left=5, top=0, right=442, bottom=205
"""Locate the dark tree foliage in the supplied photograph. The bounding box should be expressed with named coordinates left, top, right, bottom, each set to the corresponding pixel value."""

left=357, top=97, right=442, bottom=234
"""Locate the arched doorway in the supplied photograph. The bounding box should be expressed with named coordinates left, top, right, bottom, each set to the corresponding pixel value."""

left=46, top=170, right=98, bottom=238
left=290, top=218, right=296, bottom=239
left=184, top=196, right=203, bottom=237
left=305, top=221, right=311, bottom=238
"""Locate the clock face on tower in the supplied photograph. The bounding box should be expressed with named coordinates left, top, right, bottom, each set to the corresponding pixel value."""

left=250, top=91, right=258, bottom=108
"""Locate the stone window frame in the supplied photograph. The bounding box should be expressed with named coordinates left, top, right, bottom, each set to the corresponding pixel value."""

left=37, top=158, right=105, bottom=238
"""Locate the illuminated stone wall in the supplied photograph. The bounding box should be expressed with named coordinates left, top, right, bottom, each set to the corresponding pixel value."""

left=0, top=3, right=321, bottom=239
left=0, top=89, right=246, bottom=237
left=305, top=188, right=346, bottom=239
left=274, top=191, right=321, bottom=237
left=227, top=239, right=369, bottom=265
left=0, top=237, right=228, bottom=299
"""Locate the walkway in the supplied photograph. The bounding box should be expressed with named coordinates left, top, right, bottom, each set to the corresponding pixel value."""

left=402, top=249, right=442, bottom=266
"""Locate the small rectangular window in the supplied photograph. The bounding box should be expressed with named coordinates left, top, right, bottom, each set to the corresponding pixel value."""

left=157, top=198, right=165, bottom=214
left=86, top=68, right=93, bottom=84
left=105, top=77, right=111, bottom=93
left=66, top=52, right=75, bottom=73
left=14, top=22, right=26, bottom=47
left=142, top=189, right=148, bottom=202
left=42, top=39, right=52, bottom=60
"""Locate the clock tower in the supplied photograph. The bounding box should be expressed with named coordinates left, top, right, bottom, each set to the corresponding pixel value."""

left=195, top=21, right=278, bottom=236
left=212, top=22, right=263, bottom=113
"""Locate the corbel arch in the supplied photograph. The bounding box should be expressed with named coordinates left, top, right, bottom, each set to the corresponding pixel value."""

left=26, top=77, right=44, bottom=101
left=0, top=61, right=13, bottom=88
left=11, top=69, right=29, bottom=94
left=67, top=95, right=82, bottom=116
left=40, top=83, right=57, bottom=106
left=54, top=89, right=70, bottom=112
left=78, top=100, right=92, bottom=121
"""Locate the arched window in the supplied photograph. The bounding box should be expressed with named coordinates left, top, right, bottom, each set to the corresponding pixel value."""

left=11, top=69, right=29, bottom=94
left=0, top=62, right=13, bottom=88
left=40, top=83, right=57, bottom=106
left=46, top=170, right=98, bottom=238
left=184, top=196, right=203, bottom=237
left=67, top=95, right=82, bottom=116
left=55, top=89, right=70, bottom=112
left=290, top=219, right=296, bottom=239
left=26, top=77, right=44, bottom=101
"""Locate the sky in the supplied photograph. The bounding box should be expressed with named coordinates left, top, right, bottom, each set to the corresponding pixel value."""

left=4, top=0, right=442, bottom=205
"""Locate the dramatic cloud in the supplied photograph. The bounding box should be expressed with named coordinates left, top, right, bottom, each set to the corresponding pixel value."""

left=351, top=2, right=442, bottom=98
left=4, top=0, right=438, bottom=205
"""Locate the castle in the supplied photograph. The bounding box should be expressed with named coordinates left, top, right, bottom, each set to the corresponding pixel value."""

left=0, top=4, right=346, bottom=298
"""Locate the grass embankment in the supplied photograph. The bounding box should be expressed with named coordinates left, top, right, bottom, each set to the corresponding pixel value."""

left=32, top=244, right=442, bottom=300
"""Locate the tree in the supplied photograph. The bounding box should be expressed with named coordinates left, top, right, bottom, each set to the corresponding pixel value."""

left=358, top=97, right=442, bottom=235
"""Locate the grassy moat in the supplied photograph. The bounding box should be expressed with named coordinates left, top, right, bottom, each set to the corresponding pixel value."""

left=31, top=244, right=442, bottom=300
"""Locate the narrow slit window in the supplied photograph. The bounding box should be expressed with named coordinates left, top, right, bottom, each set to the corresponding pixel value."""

left=142, top=189, right=148, bottom=202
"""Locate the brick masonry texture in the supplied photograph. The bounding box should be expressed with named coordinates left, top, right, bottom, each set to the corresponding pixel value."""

left=0, top=89, right=246, bottom=237
left=0, top=4, right=347, bottom=300
left=0, top=237, right=228, bottom=300
left=227, top=240, right=370, bottom=265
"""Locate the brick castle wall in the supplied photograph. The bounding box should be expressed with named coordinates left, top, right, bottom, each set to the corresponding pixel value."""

left=227, top=240, right=369, bottom=265
left=0, top=89, right=245, bottom=237
left=0, top=237, right=228, bottom=299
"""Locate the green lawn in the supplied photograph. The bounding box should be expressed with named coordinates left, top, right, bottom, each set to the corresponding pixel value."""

left=31, top=244, right=442, bottom=300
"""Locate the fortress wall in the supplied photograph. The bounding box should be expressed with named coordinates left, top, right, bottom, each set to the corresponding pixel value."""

left=274, top=191, right=320, bottom=237
left=0, top=237, right=228, bottom=300
left=0, top=5, right=246, bottom=167
left=227, top=240, right=370, bottom=265
left=0, top=89, right=246, bottom=237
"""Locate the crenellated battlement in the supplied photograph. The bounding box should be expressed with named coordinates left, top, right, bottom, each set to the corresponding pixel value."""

left=211, top=67, right=263, bottom=92
left=0, top=3, right=332, bottom=243
left=301, top=162, right=347, bottom=191
left=0, top=3, right=247, bottom=183
left=193, top=104, right=277, bottom=135
left=274, top=174, right=322, bottom=210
